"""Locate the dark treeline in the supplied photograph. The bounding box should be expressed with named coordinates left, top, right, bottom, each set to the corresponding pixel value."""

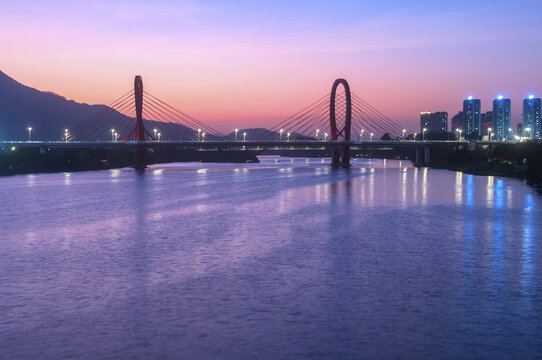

left=0, top=145, right=258, bottom=176
left=428, top=141, right=542, bottom=187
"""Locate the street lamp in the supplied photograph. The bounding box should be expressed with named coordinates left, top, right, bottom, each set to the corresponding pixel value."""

left=370, top=132, right=374, bottom=141
left=315, top=129, right=320, bottom=140
left=508, top=128, right=512, bottom=141
left=64, top=129, right=69, bottom=142
left=111, top=129, right=115, bottom=141
left=235, top=128, right=239, bottom=141
left=197, top=128, right=201, bottom=141
left=455, top=128, right=459, bottom=141
left=114, top=132, right=118, bottom=142
left=402, top=129, right=406, bottom=141
left=422, top=128, right=427, bottom=141
left=360, top=129, right=364, bottom=141
left=280, top=129, right=284, bottom=141
left=324, top=132, right=328, bottom=141
left=27, top=127, right=32, bottom=141
left=201, top=132, right=205, bottom=141
left=413, top=133, right=417, bottom=141
left=243, top=132, right=247, bottom=141
left=488, top=127, right=492, bottom=141
left=287, top=132, right=291, bottom=141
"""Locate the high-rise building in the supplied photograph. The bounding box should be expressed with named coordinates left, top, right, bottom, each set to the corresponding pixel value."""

left=493, top=96, right=511, bottom=140
left=522, top=95, right=541, bottom=139
left=420, top=111, right=448, bottom=134
left=481, top=111, right=493, bottom=136
left=420, top=112, right=431, bottom=134
left=463, top=96, right=481, bottom=136
left=451, top=111, right=465, bottom=134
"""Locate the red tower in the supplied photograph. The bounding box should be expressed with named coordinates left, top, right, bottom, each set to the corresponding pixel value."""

left=329, top=79, right=352, bottom=168
left=134, top=75, right=146, bottom=169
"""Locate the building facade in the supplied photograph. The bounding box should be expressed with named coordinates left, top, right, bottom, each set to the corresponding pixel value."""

left=492, top=96, right=511, bottom=140
left=481, top=111, right=493, bottom=136
left=420, top=111, right=448, bottom=134
left=463, top=97, right=481, bottom=136
left=522, top=96, right=541, bottom=139
left=451, top=111, right=465, bottom=134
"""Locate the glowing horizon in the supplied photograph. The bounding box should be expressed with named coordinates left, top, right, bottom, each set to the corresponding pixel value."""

left=1, top=0, right=541, bottom=133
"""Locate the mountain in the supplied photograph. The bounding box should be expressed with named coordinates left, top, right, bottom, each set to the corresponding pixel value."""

left=0, top=70, right=109, bottom=141
left=0, top=70, right=207, bottom=141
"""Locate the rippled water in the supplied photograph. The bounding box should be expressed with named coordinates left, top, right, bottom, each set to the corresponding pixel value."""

left=1, top=157, right=541, bottom=359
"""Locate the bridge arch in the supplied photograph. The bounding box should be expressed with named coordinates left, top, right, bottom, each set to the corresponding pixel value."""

left=329, top=78, right=352, bottom=168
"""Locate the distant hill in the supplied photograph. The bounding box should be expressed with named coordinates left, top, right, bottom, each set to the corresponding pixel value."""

left=0, top=70, right=205, bottom=141
left=0, top=70, right=108, bottom=140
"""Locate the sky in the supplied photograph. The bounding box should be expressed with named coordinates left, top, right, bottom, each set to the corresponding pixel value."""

left=1, top=0, right=542, bottom=132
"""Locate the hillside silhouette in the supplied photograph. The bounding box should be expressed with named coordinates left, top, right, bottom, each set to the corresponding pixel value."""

left=0, top=70, right=202, bottom=141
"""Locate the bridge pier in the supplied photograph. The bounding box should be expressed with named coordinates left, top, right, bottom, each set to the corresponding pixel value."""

left=424, top=145, right=430, bottom=164
left=331, top=148, right=341, bottom=168
left=134, top=144, right=146, bottom=170
left=415, top=145, right=431, bottom=166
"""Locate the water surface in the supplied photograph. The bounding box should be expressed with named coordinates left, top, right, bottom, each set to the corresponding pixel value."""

left=1, top=157, right=541, bottom=359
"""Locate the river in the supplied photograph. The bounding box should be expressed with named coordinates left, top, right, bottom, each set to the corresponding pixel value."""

left=1, top=157, right=541, bottom=359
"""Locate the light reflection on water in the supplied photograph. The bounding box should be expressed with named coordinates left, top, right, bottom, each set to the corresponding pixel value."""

left=0, top=156, right=541, bottom=359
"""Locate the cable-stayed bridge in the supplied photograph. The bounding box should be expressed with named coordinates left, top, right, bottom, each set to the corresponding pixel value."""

left=2, top=76, right=468, bottom=171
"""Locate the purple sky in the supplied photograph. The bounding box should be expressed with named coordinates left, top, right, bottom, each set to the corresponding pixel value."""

left=1, top=0, right=541, bottom=132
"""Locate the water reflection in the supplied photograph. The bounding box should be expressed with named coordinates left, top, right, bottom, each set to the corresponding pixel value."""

left=521, top=195, right=536, bottom=299
left=1, top=158, right=541, bottom=359
left=455, top=171, right=463, bottom=205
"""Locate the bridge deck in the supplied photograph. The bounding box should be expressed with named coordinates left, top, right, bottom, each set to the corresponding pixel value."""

left=1, top=140, right=471, bottom=149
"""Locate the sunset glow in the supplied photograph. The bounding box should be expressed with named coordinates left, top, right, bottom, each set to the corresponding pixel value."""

left=1, top=0, right=541, bottom=132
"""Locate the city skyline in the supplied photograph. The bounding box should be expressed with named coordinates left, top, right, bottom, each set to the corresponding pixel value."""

left=1, top=0, right=542, bottom=132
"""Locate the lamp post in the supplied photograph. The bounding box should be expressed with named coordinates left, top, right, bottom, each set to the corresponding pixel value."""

left=111, top=129, right=115, bottom=141
left=488, top=128, right=492, bottom=141
left=153, top=128, right=158, bottom=141
left=413, top=133, right=417, bottom=141
left=197, top=128, right=201, bottom=141
left=64, top=129, right=69, bottom=142
left=243, top=132, right=247, bottom=141
left=114, top=132, right=118, bottom=142
left=27, top=127, right=32, bottom=141
left=287, top=132, right=290, bottom=141
left=324, top=132, right=328, bottom=141
left=315, top=129, right=320, bottom=140
left=402, top=129, right=406, bottom=141
left=370, top=132, right=374, bottom=141
left=360, top=129, right=364, bottom=141
left=280, top=129, right=284, bottom=141
left=508, top=128, right=512, bottom=141
left=201, top=132, right=205, bottom=142
left=455, top=129, right=459, bottom=141
left=235, top=129, right=239, bottom=141
left=422, top=128, right=427, bottom=141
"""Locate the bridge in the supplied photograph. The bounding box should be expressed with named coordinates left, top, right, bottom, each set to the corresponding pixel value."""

left=1, top=76, right=470, bottom=171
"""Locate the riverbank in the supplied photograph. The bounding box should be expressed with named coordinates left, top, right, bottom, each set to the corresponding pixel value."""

left=0, top=145, right=259, bottom=176
left=425, top=141, right=542, bottom=188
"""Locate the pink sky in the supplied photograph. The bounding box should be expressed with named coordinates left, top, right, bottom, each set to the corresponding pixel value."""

left=1, top=0, right=541, bottom=132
